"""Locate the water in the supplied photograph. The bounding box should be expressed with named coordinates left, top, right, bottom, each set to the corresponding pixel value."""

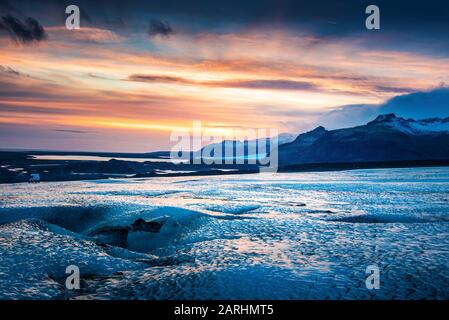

left=30, top=154, right=186, bottom=163
left=1, top=167, right=449, bottom=299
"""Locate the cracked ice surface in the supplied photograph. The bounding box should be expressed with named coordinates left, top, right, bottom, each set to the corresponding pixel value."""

left=1, top=167, right=449, bottom=299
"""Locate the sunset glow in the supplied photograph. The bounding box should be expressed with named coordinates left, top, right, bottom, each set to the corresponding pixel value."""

left=1, top=1, right=448, bottom=151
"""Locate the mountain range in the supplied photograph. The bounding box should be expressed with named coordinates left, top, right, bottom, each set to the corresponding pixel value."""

left=278, top=114, right=449, bottom=165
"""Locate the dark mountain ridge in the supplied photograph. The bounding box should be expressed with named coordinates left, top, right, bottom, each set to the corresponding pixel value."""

left=279, top=114, right=449, bottom=165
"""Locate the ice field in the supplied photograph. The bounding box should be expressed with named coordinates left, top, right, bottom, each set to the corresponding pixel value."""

left=1, top=167, right=449, bottom=299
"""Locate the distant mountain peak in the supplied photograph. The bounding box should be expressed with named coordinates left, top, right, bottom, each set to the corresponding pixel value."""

left=280, top=113, right=449, bottom=165
left=367, top=113, right=449, bottom=134
left=284, top=125, right=327, bottom=147
left=369, top=113, right=400, bottom=124
left=302, top=126, right=327, bottom=137
left=311, top=126, right=326, bottom=132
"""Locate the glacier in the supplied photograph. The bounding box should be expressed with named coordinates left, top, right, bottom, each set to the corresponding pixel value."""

left=1, top=167, right=449, bottom=299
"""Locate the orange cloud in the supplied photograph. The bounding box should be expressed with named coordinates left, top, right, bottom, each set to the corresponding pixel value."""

left=1, top=27, right=448, bottom=151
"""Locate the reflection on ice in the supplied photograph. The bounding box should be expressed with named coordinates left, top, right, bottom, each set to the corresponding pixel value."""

left=1, top=167, right=449, bottom=299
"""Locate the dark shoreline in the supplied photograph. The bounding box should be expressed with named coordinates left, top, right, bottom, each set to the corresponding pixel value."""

left=1, top=150, right=449, bottom=184
left=278, top=159, right=449, bottom=172
left=0, top=150, right=259, bottom=184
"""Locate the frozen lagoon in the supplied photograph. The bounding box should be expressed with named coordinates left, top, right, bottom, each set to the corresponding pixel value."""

left=1, top=167, right=449, bottom=299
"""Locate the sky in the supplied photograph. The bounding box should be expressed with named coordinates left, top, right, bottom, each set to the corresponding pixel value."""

left=0, top=0, right=449, bottom=152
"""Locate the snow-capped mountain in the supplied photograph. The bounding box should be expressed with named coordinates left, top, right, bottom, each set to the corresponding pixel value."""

left=279, top=114, right=449, bottom=165
left=196, top=132, right=297, bottom=160
left=367, top=113, right=449, bottom=135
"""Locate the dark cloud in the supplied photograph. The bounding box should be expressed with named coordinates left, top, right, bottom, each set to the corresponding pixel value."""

left=372, top=86, right=415, bottom=94
left=128, top=74, right=318, bottom=91
left=0, top=103, right=85, bottom=116
left=148, top=19, right=174, bottom=38
left=218, top=79, right=317, bottom=91
left=0, top=80, right=63, bottom=100
left=0, top=0, right=18, bottom=13
left=129, top=74, right=188, bottom=84
left=130, top=74, right=415, bottom=96
left=0, top=14, right=47, bottom=43
left=2, top=1, right=448, bottom=55
left=87, top=73, right=116, bottom=80
left=0, top=65, right=21, bottom=77
left=105, top=17, right=125, bottom=28
left=379, top=86, right=449, bottom=119
left=52, top=129, right=90, bottom=134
